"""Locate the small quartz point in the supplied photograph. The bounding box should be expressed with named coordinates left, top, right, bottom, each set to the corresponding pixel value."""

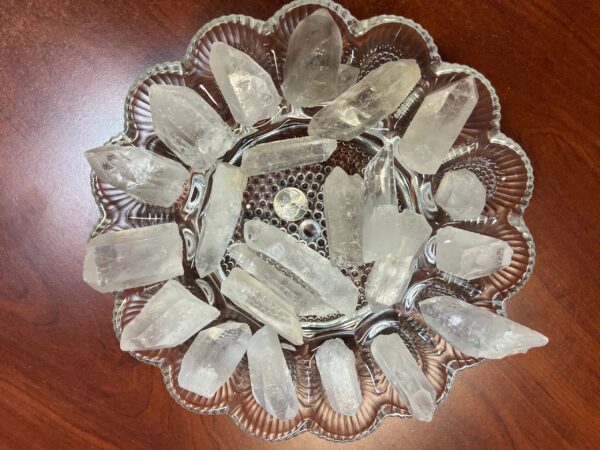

left=120, top=280, right=219, bottom=351
left=247, top=326, right=300, bottom=421
left=210, top=42, right=280, bottom=126
left=86, top=144, right=189, bottom=208
left=221, top=268, right=303, bottom=345
left=241, top=136, right=337, bottom=176
left=396, top=76, right=478, bottom=174
left=420, top=296, right=548, bottom=359
left=436, top=226, right=513, bottom=280
left=83, top=223, right=183, bottom=293
left=308, top=60, right=421, bottom=141
left=149, top=84, right=235, bottom=171
left=316, top=339, right=362, bottom=416
left=337, top=64, right=360, bottom=95
left=371, top=333, right=436, bottom=422
left=178, top=322, right=251, bottom=398
left=228, top=243, right=337, bottom=317
left=195, top=163, right=247, bottom=277
left=434, top=169, right=487, bottom=220
left=282, top=9, right=342, bottom=106
left=244, top=220, right=359, bottom=316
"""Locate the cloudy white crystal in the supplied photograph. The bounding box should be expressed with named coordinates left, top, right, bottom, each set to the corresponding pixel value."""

left=434, top=169, right=487, bottom=220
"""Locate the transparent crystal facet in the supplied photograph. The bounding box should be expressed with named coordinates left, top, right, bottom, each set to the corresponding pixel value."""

left=337, top=64, right=360, bottom=95
left=366, top=255, right=415, bottom=306
left=434, top=169, right=487, bottom=220
left=273, top=187, right=309, bottom=222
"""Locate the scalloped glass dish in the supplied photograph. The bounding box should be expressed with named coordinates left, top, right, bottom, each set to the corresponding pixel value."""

left=89, top=0, right=535, bottom=441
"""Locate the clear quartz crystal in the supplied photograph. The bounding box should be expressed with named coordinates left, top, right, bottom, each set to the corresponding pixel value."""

left=195, top=163, right=247, bottom=277
left=316, top=339, right=362, bottom=415
left=371, top=333, right=436, bottom=422
left=178, top=322, right=251, bottom=398
left=282, top=9, right=342, bottom=106
left=149, top=84, right=235, bottom=171
left=273, top=187, right=309, bottom=222
left=395, top=76, right=478, bottom=174
left=323, top=167, right=364, bottom=268
left=308, top=60, right=421, bottom=141
left=435, top=226, right=513, bottom=280
left=434, top=169, right=487, bottom=220
left=420, top=296, right=548, bottom=359
left=337, top=64, right=360, bottom=95
left=247, top=326, right=300, bottom=421
left=120, top=280, right=219, bottom=351
left=83, top=222, right=183, bottom=293
left=85, top=144, right=189, bottom=208
left=209, top=42, right=280, bottom=126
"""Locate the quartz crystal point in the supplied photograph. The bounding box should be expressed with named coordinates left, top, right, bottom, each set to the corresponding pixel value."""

left=316, top=339, right=362, bottom=415
left=241, top=136, right=337, bottom=176
left=420, top=296, right=548, bottom=359
left=247, top=326, right=300, bottom=421
left=436, top=226, right=513, bottom=280
left=337, top=64, right=360, bottom=95
left=395, top=76, right=478, bottom=174
left=282, top=9, right=342, bottom=106
left=209, top=42, right=280, bottom=126
left=120, top=280, right=219, bottom=351
left=308, top=60, right=421, bottom=141
left=371, top=333, right=436, bottom=422
left=195, top=163, right=247, bottom=277
left=221, top=268, right=303, bottom=345
left=434, top=169, right=487, bottom=220
left=85, top=144, right=189, bottom=208
left=244, top=220, right=359, bottom=316
left=83, top=223, right=183, bottom=293
left=323, top=167, right=364, bottom=268
left=149, top=84, right=235, bottom=170
left=178, top=322, right=251, bottom=397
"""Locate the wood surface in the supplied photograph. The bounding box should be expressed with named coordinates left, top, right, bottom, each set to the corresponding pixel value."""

left=0, top=0, right=598, bottom=448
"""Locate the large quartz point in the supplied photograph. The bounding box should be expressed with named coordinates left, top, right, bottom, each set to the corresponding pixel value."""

left=308, top=60, right=421, bottom=141
left=178, top=322, right=251, bottom=397
left=371, top=333, right=436, bottom=422
left=221, top=268, right=303, bottom=345
left=244, top=220, right=359, bottom=316
left=316, top=339, right=362, bottom=416
left=120, top=280, right=219, bottom=351
left=435, top=226, right=513, bottom=280
left=86, top=144, right=189, bottom=208
left=247, top=326, right=300, bottom=421
left=149, top=84, right=235, bottom=170
left=395, top=76, right=478, bottom=174
left=420, top=296, right=548, bottom=359
left=323, top=167, right=364, bottom=268
left=241, top=136, right=337, bottom=176
left=209, top=42, right=280, bottom=126
left=83, top=222, right=183, bottom=293
left=434, top=169, right=487, bottom=220
left=195, top=163, right=247, bottom=277
left=282, top=9, right=342, bottom=106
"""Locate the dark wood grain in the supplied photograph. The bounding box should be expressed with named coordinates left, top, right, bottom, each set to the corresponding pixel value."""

left=0, top=0, right=599, bottom=448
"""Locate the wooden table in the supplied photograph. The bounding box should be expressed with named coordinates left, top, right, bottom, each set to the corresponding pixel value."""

left=1, top=0, right=598, bottom=448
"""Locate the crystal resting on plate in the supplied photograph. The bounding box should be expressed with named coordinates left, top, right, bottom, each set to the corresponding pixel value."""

left=244, top=220, right=359, bottom=316
left=85, top=144, right=189, bottom=208
left=308, top=60, right=421, bottom=141
left=316, top=339, right=362, bottom=416
left=434, top=169, right=487, bottom=220
left=395, top=76, right=478, bottom=174
left=371, top=333, right=436, bottom=422
left=323, top=167, right=364, bottom=268
left=435, top=226, right=513, bottom=280
left=273, top=187, right=309, bottom=222
left=221, top=268, right=303, bottom=345
left=241, top=136, right=337, bottom=176
left=178, top=321, right=251, bottom=398
left=149, top=85, right=235, bottom=171
left=282, top=8, right=342, bottom=106
left=120, top=280, right=219, bottom=351
left=247, top=326, right=300, bottom=421
left=420, top=296, right=548, bottom=359
left=195, top=163, right=247, bottom=277
left=337, top=64, right=360, bottom=95
left=83, top=222, right=183, bottom=293
left=210, top=42, right=280, bottom=126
